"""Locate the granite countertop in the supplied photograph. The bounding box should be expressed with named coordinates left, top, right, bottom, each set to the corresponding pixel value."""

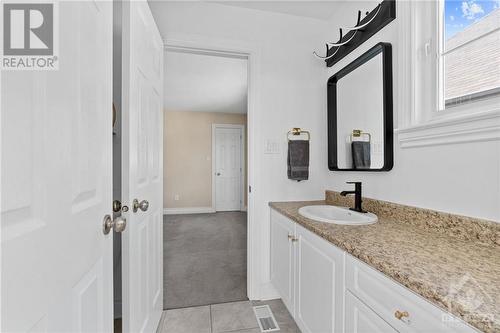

left=269, top=197, right=500, bottom=333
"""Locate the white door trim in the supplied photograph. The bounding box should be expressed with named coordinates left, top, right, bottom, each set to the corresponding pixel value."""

left=212, top=124, right=245, bottom=212
left=163, top=33, right=263, bottom=300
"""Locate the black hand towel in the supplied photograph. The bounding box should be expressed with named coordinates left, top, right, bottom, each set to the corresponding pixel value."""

left=288, top=140, right=309, bottom=181
left=351, top=141, right=371, bottom=169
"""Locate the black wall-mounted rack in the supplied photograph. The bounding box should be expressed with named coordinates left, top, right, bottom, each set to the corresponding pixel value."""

left=324, top=0, right=396, bottom=68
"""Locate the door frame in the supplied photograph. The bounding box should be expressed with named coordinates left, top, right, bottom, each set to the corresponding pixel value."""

left=211, top=124, right=246, bottom=212
left=164, top=34, right=263, bottom=300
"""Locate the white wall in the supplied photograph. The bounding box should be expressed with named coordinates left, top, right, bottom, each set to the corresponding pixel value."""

left=321, top=1, right=500, bottom=222
left=149, top=1, right=331, bottom=299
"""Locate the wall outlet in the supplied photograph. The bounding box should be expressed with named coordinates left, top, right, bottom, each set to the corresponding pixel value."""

left=174, top=194, right=179, bottom=201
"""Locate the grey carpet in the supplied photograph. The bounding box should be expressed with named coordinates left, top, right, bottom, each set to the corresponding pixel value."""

left=163, top=212, right=248, bottom=309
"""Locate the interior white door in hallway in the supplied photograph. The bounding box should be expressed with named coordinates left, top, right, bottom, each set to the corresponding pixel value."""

left=214, top=125, right=244, bottom=212
left=121, top=0, right=164, bottom=332
left=1, top=1, right=114, bottom=331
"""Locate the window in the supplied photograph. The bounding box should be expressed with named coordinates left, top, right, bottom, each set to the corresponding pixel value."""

left=397, top=1, right=500, bottom=148
left=438, top=0, right=500, bottom=110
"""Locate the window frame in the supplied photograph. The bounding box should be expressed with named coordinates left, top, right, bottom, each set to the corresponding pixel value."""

left=436, top=0, right=500, bottom=115
left=396, top=0, right=500, bottom=148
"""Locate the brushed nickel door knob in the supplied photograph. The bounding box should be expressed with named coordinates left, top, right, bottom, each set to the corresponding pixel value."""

left=133, top=199, right=149, bottom=213
left=113, top=200, right=129, bottom=213
left=113, top=216, right=127, bottom=233
left=103, top=215, right=127, bottom=235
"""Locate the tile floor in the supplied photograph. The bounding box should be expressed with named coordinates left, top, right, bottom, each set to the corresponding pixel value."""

left=156, top=299, right=300, bottom=333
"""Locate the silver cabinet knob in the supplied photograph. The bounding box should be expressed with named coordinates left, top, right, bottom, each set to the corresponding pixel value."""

left=103, top=215, right=127, bottom=234
left=133, top=199, right=149, bottom=213
left=216, top=172, right=221, bottom=176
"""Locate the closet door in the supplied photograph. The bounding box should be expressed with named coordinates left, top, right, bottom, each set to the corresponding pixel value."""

left=214, top=125, right=243, bottom=211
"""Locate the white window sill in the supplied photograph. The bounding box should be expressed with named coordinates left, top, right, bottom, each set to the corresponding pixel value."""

left=395, top=109, right=500, bottom=148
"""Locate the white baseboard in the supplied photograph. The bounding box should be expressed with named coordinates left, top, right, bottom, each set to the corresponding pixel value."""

left=256, top=281, right=280, bottom=301
left=241, top=205, right=248, bottom=212
left=163, top=207, right=216, bottom=215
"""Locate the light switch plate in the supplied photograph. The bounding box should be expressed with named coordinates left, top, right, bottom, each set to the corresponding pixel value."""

left=264, top=139, right=280, bottom=154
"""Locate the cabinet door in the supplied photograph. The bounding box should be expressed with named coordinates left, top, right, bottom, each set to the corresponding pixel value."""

left=345, top=291, right=398, bottom=333
left=270, top=209, right=296, bottom=315
left=294, top=224, right=344, bottom=333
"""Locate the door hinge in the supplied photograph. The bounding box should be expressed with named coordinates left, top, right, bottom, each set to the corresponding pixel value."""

left=249, top=186, right=252, bottom=193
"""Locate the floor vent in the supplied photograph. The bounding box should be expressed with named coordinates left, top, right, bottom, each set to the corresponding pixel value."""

left=253, top=305, right=280, bottom=332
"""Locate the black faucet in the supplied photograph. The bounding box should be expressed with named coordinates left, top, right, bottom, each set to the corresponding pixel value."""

left=340, top=182, right=366, bottom=213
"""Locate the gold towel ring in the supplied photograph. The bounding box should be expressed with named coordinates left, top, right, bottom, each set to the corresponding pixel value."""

left=287, top=128, right=311, bottom=142
left=350, top=129, right=371, bottom=142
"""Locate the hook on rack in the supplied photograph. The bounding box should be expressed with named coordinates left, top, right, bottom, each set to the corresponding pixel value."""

left=314, top=28, right=344, bottom=59
left=313, top=1, right=391, bottom=64
left=340, top=4, right=382, bottom=31
left=328, top=30, right=358, bottom=47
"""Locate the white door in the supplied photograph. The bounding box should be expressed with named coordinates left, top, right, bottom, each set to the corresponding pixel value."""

left=294, top=224, right=344, bottom=333
left=214, top=125, right=243, bottom=211
left=1, top=1, right=113, bottom=331
left=345, top=291, right=398, bottom=333
left=270, top=210, right=296, bottom=316
left=121, top=0, right=164, bottom=332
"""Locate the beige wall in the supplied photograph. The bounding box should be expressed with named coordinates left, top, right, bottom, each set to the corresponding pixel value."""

left=164, top=111, right=247, bottom=209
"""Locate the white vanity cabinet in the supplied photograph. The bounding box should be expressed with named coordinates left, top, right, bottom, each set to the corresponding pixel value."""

left=270, top=208, right=480, bottom=333
left=270, top=210, right=344, bottom=333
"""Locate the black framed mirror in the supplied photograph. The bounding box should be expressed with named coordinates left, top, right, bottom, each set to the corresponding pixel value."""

left=328, top=42, right=393, bottom=171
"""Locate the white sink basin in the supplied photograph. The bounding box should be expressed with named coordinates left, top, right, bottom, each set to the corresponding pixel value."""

left=298, top=205, right=378, bottom=225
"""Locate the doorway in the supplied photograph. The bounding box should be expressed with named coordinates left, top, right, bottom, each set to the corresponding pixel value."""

left=162, top=47, right=249, bottom=309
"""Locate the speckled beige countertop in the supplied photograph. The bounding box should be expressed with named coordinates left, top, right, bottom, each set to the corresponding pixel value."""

left=269, top=191, right=500, bottom=333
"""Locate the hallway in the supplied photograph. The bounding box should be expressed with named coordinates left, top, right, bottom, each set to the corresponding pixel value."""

left=163, top=212, right=247, bottom=309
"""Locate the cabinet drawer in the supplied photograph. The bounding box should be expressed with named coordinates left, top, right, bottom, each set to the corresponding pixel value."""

left=345, top=290, right=398, bottom=333
left=345, top=255, right=478, bottom=333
